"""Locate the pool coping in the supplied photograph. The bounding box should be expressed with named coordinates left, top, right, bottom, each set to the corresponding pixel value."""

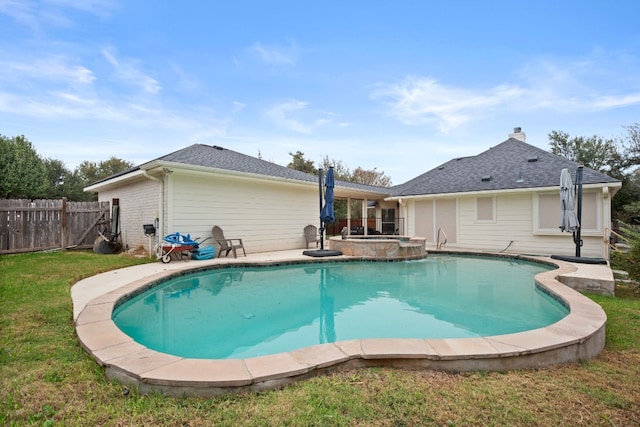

left=73, top=251, right=607, bottom=397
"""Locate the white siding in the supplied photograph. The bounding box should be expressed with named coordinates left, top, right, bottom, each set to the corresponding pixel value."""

left=168, top=173, right=319, bottom=253
left=457, top=192, right=605, bottom=257
left=413, top=200, right=433, bottom=240
left=97, top=178, right=161, bottom=251
left=458, top=193, right=532, bottom=253
left=94, top=166, right=614, bottom=259
left=435, top=199, right=457, bottom=244
left=411, top=189, right=609, bottom=258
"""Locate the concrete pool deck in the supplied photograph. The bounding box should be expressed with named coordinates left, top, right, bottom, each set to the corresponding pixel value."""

left=73, top=250, right=610, bottom=397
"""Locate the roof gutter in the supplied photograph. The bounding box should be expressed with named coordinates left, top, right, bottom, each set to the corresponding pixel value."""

left=384, top=181, right=623, bottom=201
left=84, top=169, right=145, bottom=192
left=143, top=161, right=390, bottom=198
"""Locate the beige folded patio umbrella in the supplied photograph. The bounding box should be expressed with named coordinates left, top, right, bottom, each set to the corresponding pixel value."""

left=559, top=168, right=579, bottom=232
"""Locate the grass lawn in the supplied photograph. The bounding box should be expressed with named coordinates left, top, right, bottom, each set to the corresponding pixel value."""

left=1, top=251, right=639, bottom=426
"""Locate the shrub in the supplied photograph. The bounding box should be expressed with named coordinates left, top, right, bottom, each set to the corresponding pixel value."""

left=611, top=223, right=640, bottom=282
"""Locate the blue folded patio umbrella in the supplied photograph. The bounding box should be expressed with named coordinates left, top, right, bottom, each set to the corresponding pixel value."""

left=304, top=166, right=342, bottom=257
left=320, top=166, right=335, bottom=224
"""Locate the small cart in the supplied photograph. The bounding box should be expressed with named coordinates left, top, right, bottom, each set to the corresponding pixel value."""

left=155, top=233, right=208, bottom=263
left=155, top=242, right=197, bottom=263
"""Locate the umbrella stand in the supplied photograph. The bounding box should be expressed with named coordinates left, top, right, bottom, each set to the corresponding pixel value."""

left=303, top=167, right=342, bottom=258
left=551, top=165, right=606, bottom=265
left=318, top=168, right=325, bottom=251
left=573, top=166, right=583, bottom=257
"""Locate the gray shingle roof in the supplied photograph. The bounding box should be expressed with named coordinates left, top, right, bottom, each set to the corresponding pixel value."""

left=146, top=144, right=389, bottom=194
left=92, top=140, right=619, bottom=197
left=389, top=138, right=620, bottom=197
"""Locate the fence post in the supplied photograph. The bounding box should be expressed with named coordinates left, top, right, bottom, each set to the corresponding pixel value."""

left=61, top=197, right=67, bottom=250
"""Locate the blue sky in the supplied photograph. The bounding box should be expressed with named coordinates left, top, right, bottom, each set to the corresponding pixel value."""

left=1, top=1, right=639, bottom=184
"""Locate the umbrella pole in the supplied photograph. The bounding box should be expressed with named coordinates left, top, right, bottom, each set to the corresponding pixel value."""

left=318, top=168, right=325, bottom=250
left=574, top=166, right=583, bottom=257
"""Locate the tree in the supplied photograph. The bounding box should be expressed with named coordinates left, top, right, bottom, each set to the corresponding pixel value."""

left=0, top=133, right=136, bottom=200
left=351, top=167, right=392, bottom=187
left=287, top=151, right=317, bottom=174
left=96, top=157, right=135, bottom=178
left=619, top=169, right=640, bottom=224
left=42, top=158, right=98, bottom=201
left=548, top=131, right=624, bottom=175
left=75, top=160, right=100, bottom=186
left=43, top=158, right=71, bottom=199
left=0, top=134, right=48, bottom=199
left=548, top=127, right=640, bottom=223
left=610, top=222, right=640, bottom=281
left=71, top=157, right=134, bottom=201
left=76, top=157, right=135, bottom=186
left=319, top=156, right=351, bottom=181
left=319, top=156, right=392, bottom=187
left=287, top=151, right=393, bottom=187
left=622, top=123, right=640, bottom=168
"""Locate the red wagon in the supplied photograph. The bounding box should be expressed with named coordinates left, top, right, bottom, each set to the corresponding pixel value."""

left=155, top=242, right=197, bottom=263
left=154, top=232, right=206, bottom=263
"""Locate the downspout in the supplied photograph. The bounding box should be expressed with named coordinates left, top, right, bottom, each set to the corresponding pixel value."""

left=398, top=198, right=404, bottom=235
left=143, top=171, right=164, bottom=245
left=347, top=196, right=352, bottom=235
left=602, top=186, right=610, bottom=259
left=364, top=198, right=369, bottom=236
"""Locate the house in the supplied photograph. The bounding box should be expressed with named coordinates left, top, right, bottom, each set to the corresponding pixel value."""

left=388, top=129, right=621, bottom=258
left=85, top=144, right=389, bottom=255
left=85, top=128, right=621, bottom=258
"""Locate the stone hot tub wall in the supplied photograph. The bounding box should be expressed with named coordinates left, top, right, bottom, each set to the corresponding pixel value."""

left=328, top=236, right=426, bottom=259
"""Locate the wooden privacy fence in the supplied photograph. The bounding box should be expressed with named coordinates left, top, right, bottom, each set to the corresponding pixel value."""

left=0, top=198, right=111, bottom=254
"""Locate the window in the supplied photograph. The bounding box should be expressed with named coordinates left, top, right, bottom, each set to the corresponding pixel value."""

left=476, top=196, right=495, bottom=222
left=537, top=193, right=557, bottom=230
left=381, top=208, right=395, bottom=234
left=534, top=191, right=600, bottom=234
left=579, top=192, right=598, bottom=230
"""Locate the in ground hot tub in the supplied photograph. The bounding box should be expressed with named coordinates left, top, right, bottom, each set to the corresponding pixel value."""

left=328, top=235, right=426, bottom=259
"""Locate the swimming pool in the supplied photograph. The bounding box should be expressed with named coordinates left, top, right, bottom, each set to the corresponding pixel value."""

left=74, top=250, right=607, bottom=396
left=112, top=255, right=567, bottom=359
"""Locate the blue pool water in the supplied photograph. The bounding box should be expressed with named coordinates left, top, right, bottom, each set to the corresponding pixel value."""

left=112, top=255, right=568, bottom=359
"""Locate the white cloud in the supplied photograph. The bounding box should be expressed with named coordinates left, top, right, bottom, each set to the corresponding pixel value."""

left=231, top=101, right=246, bottom=113
left=372, top=77, right=526, bottom=131
left=0, top=0, right=36, bottom=26
left=0, top=51, right=224, bottom=136
left=52, top=91, right=96, bottom=105
left=588, top=93, right=640, bottom=109
left=102, top=49, right=161, bottom=94
left=0, top=90, right=126, bottom=121
left=0, top=0, right=115, bottom=28
left=1, top=56, right=95, bottom=85
left=170, top=63, right=200, bottom=92
left=43, top=0, right=115, bottom=16
left=374, top=54, right=640, bottom=132
left=248, top=41, right=296, bottom=65
left=264, top=100, right=333, bottom=134
left=517, top=55, right=640, bottom=113
left=0, top=82, right=229, bottom=137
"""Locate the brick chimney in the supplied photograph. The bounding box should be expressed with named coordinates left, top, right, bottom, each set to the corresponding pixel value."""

left=509, top=127, right=526, bottom=142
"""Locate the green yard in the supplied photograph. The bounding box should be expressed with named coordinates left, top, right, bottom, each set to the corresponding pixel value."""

left=1, top=251, right=639, bottom=426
